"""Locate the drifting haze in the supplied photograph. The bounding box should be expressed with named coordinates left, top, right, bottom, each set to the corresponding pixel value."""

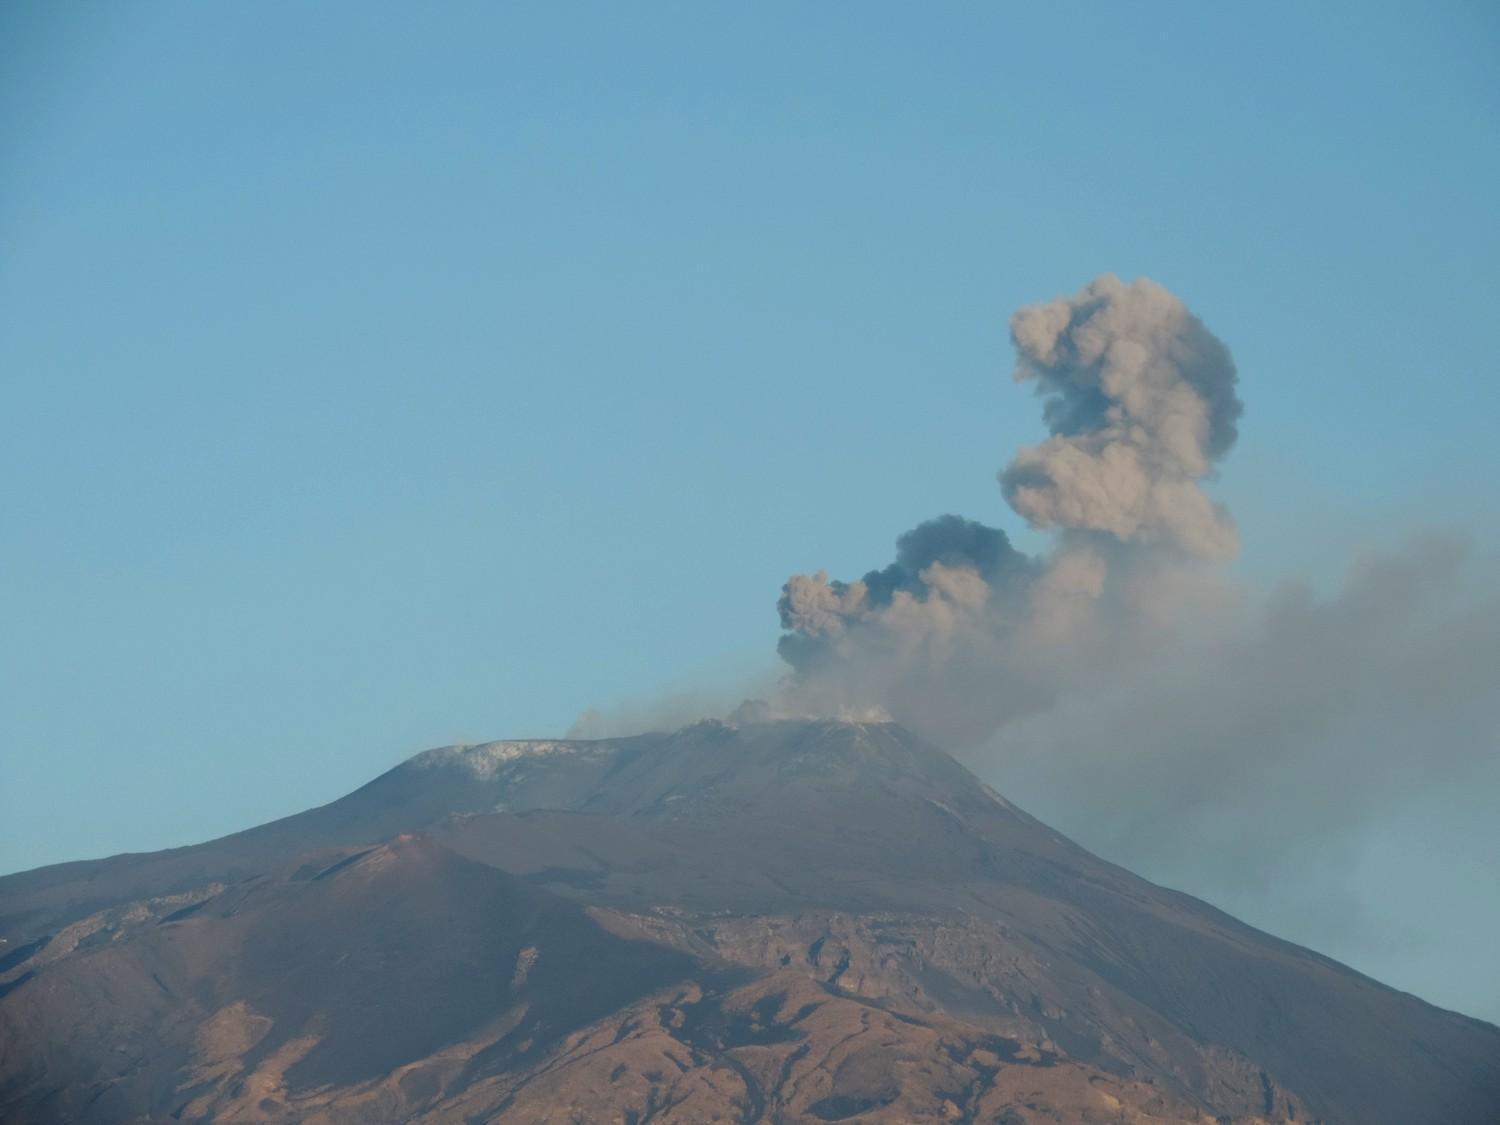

left=990, top=533, right=1500, bottom=987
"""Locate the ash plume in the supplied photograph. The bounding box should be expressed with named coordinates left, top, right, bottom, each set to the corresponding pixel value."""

left=766, top=275, right=1500, bottom=1016
left=1002, top=275, right=1241, bottom=559
left=772, top=275, right=1243, bottom=742
left=571, top=272, right=1499, bottom=1021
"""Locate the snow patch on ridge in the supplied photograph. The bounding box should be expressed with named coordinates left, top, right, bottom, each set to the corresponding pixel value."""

left=408, top=740, right=615, bottom=779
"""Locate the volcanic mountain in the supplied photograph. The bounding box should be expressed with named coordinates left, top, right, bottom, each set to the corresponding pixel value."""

left=1, top=719, right=1496, bottom=1123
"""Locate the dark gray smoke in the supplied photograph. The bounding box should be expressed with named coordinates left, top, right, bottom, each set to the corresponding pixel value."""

left=776, top=515, right=1032, bottom=675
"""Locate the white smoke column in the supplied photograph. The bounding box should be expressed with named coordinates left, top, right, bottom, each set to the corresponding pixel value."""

left=1001, top=275, right=1242, bottom=559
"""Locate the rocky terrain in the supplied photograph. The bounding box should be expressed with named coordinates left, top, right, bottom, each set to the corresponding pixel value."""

left=2, top=719, right=1497, bottom=1123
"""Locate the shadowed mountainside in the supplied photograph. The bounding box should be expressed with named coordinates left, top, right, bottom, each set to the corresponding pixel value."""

left=2, top=719, right=1497, bottom=1123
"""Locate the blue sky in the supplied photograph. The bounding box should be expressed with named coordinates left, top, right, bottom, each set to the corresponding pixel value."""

left=2, top=2, right=1497, bottom=1009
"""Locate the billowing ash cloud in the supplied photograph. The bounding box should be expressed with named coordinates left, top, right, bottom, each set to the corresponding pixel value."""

left=772, top=276, right=1244, bottom=741
left=1002, top=275, right=1241, bottom=559
left=572, top=272, right=1500, bottom=1020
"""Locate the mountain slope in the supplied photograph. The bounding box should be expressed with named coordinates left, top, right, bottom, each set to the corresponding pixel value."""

left=2, top=719, right=1497, bottom=1123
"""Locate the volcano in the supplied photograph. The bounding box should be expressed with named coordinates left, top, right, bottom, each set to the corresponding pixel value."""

left=2, top=719, right=1496, bottom=1123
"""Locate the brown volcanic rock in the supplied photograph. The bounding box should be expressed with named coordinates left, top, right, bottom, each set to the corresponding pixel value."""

left=411, top=971, right=1269, bottom=1125
left=1, top=719, right=1498, bottom=1123
left=0, top=835, right=693, bottom=1123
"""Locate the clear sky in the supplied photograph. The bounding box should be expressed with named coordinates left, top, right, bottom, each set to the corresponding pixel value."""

left=3, top=2, right=1498, bottom=1010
